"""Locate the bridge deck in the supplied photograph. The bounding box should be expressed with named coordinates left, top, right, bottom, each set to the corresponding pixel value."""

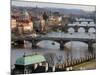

left=12, top=34, right=96, bottom=43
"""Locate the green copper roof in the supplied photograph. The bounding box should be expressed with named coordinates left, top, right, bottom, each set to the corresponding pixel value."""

left=15, top=54, right=46, bottom=65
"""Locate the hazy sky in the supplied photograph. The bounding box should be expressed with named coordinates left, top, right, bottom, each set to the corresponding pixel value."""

left=12, top=0, right=96, bottom=12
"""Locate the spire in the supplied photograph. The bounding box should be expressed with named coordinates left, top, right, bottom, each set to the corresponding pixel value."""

left=24, top=9, right=29, bottom=17
left=22, top=9, right=30, bottom=19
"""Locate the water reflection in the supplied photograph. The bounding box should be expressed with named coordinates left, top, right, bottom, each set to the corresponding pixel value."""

left=37, top=40, right=60, bottom=49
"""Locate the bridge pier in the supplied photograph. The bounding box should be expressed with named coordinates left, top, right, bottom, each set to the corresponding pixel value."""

left=74, top=25, right=78, bottom=32
left=85, top=29, right=88, bottom=33
left=85, top=27, right=89, bottom=33
left=65, top=30, right=68, bottom=33
left=88, top=21, right=91, bottom=24
left=64, top=27, right=68, bottom=33
left=59, top=41, right=65, bottom=50
left=31, top=40, right=38, bottom=49
left=74, top=29, right=78, bottom=32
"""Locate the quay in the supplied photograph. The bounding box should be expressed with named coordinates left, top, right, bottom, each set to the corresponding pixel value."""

left=11, top=52, right=96, bottom=74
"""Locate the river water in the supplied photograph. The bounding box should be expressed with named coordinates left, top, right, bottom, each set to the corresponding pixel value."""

left=11, top=31, right=96, bottom=69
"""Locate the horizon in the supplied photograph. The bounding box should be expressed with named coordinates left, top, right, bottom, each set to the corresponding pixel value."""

left=12, top=0, right=96, bottom=12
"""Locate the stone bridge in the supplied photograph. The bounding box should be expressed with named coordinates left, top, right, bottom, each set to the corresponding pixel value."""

left=65, top=25, right=96, bottom=33
left=12, top=36, right=96, bottom=53
left=48, top=25, right=96, bottom=33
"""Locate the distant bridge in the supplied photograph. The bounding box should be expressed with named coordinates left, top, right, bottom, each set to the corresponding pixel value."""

left=49, top=25, right=96, bottom=33
left=65, top=25, right=96, bottom=33
left=75, top=20, right=95, bottom=24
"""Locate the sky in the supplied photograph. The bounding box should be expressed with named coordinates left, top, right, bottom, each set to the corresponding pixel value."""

left=12, top=0, right=96, bottom=12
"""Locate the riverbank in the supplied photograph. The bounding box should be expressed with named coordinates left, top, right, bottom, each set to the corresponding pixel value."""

left=72, top=59, right=96, bottom=70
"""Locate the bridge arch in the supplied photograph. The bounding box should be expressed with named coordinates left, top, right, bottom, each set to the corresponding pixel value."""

left=64, top=41, right=88, bottom=49
left=67, top=27, right=75, bottom=33
left=34, top=40, right=60, bottom=49
left=89, top=22, right=95, bottom=25
left=88, top=27, right=96, bottom=33
left=78, top=27, right=85, bottom=33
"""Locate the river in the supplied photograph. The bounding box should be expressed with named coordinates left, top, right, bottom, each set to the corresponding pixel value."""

left=11, top=31, right=96, bottom=69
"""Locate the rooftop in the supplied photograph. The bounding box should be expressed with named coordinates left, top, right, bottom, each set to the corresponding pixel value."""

left=15, top=54, right=46, bottom=65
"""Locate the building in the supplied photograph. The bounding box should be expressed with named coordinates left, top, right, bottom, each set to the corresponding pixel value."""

left=11, top=10, right=34, bottom=34
left=12, top=54, right=47, bottom=74
left=11, top=18, right=17, bottom=33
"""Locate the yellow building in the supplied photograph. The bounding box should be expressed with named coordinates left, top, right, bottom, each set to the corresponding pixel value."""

left=11, top=10, right=34, bottom=34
